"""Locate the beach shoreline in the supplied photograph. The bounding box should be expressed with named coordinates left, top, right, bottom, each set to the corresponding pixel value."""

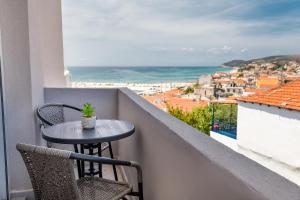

left=71, top=81, right=195, bottom=95
left=68, top=66, right=229, bottom=84
left=70, top=68, right=236, bottom=95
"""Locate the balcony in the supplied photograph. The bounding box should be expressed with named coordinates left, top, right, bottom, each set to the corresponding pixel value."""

left=1, top=1, right=300, bottom=199
left=39, top=87, right=300, bottom=200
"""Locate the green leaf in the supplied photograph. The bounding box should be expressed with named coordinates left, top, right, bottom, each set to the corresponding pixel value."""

left=82, top=103, right=95, bottom=118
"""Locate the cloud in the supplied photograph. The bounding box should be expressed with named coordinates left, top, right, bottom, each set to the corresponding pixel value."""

left=181, top=47, right=195, bottom=52
left=62, top=0, right=300, bottom=66
left=207, top=45, right=233, bottom=54
left=222, top=45, right=232, bottom=51
left=241, top=48, right=248, bottom=53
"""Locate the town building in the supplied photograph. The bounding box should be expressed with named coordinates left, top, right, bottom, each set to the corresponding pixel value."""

left=256, top=75, right=280, bottom=89
left=237, top=79, right=300, bottom=185
left=194, top=83, right=243, bottom=99
left=194, top=85, right=215, bottom=99
left=211, top=79, right=300, bottom=186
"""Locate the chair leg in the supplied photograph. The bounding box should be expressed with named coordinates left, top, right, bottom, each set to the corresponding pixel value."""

left=46, top=141, right=52, bottom=148
left=98, top=143, right=102, bottom=177
left=73, top=144, right=81, bottom=178
left=108, top=142, right=118, bottom=181
left=80, top=144, right=85, bottom=177
left=138, top=182, right=144, bottom=200
left=89, top=144, right=95, bottom=176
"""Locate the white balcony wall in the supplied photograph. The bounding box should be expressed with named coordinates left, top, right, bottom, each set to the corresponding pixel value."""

left=0, top=0, right=66, bottom=198
left=28, top=0, right=65, bottom=89
left=44, top=88, right=118, bottom=120
left=0, top=0, right=36, bottom=197
left=43, top=88, right=300, bottom=199
left=28, top=0, right=66, bottom=109
left=237, top=102, right=300, bottom=186
left=27, top=0, right=66, bottom=150
left=210, top=131, right=238, bottom=151
left=117, top=88, right=300, bottom=200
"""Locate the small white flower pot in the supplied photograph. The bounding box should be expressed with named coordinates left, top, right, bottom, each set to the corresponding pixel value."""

left=81, top=116, right=96, bottom=129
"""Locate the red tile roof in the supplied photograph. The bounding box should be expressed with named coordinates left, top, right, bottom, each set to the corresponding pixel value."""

left=256, top=76, right=279, bottom=89
left=167, top=98, right=208, bottom=111
left=143, top=89, right=208, bottom=111
left=238, top=80, right=300, bottom=111
left=244, top=88, right=271, bottom=95
left=234, top=79, right=246, bottom=85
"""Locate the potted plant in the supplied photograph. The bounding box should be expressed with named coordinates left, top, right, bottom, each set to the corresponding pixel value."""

left=81, top=103, right=96, bottom=129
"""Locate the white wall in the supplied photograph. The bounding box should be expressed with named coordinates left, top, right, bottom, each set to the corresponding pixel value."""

left=210, top=131, right=238, bottom=151
left=118, top=88, right=300, bottom=200
left=0, top=0, right=36, bottom=195
left=28, top=0, right=65, bottom=88
left=0, top=0, right=66, bottom=198
left=0, top=29, right=8, bottom=200
left=28, top=0, right=66, bottom=146
left=237, top=102, right=300, bottom=185
left=44, top=88, right=118, bottom=120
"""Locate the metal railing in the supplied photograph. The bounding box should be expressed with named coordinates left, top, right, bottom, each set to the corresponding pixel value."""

left=211, top=103, right=237, bottom=139
left=211, top=119, right=237, bottom=139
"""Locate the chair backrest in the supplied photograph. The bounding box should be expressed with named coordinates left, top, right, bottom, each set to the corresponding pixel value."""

left=37, top=104, right=65, bottom=127
left=37, top=104, right=82, bottom=128
left=17, top=144, right=81, bottom=200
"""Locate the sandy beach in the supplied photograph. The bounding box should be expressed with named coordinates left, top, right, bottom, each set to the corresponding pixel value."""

left=71, top=81, right=194, bottom=95
left=69, top=67, right=234, bottom=96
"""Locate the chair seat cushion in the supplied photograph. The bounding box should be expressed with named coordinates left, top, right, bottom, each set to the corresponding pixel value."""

left=77, top=177, right=132, bottom=200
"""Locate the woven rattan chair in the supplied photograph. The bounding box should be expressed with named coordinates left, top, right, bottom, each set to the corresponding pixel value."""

left=17, top=143, right=143, bottom=200
left=36, top=103, right=118, bottom=180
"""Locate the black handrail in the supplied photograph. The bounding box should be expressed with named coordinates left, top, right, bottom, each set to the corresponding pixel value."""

left=70, top=152, right=144, bottom=199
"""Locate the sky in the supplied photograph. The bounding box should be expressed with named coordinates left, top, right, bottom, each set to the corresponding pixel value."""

left=62, top=0, right=300, bottom=66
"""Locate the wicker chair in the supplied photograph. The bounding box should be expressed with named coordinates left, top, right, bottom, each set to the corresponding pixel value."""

left=17, top=143, right=143, bottom=200
left=36, top=103, right=118, bottom=180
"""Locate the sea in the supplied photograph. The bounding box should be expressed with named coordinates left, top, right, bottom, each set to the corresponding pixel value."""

left=68, top=66, right=230, bottom=84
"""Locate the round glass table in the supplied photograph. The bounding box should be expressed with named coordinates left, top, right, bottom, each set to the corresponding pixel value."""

left=42, top=119, right=135, bottom=178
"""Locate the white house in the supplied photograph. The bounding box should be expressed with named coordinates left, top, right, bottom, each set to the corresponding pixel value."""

left=237, top=80, right=300, bottom=186
left=211, top=80, right=300, bottom=185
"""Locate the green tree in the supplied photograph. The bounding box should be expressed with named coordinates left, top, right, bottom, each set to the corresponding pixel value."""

left=237, top=72, right=244, bottom=78
left=167, top=105, right=212, bottom=135
left=193, top=82, right=200, bottom=88
left=167, top=104, right=237, bottom=136
left=183, top=87, right=194, bottom=94
left=213, top=104, right=237, bottom=128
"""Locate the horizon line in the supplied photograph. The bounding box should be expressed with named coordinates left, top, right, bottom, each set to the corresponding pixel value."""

left=66, top=65, right=223, bottom=68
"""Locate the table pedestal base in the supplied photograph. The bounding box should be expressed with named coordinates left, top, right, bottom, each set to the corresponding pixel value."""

left=74, top=143, right=118, bottom=181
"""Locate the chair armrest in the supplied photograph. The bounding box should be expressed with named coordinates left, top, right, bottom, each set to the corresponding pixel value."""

left=70, top=152, right=131, bottom=166
left=69, top=152, right=143, bottom=183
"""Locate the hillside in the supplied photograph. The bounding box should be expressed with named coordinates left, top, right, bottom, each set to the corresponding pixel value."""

left=223, top=55, right=300, bottom=67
